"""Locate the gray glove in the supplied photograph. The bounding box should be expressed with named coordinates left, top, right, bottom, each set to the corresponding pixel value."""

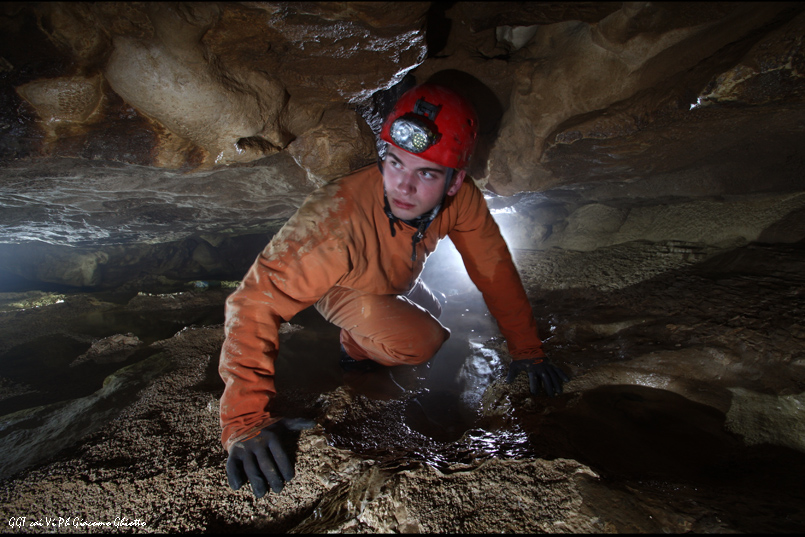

left=226, top=417, right=316, bottom=498
left=506, top=357, right=570, bottom=397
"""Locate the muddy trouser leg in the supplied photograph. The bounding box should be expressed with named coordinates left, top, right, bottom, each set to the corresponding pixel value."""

left=315, top=284, right=450, bottom=366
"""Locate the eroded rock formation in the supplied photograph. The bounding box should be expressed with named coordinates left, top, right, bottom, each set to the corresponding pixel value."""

left=1, top=1, right=803, bottom=287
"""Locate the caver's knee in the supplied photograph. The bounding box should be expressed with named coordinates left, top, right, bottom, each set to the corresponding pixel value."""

left=391, top=322, right=450, bottom=365
left=321, top=286, right=451, bottom=366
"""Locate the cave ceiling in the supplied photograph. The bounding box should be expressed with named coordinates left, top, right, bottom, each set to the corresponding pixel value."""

left=0, top=1, right=804, bottom=286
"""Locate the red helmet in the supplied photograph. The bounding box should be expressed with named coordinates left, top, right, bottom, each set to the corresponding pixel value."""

left=380, top=84, right=478, bottom=169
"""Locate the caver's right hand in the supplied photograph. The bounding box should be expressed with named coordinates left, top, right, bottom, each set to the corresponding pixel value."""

left=225, top=418, right=316, bottom=498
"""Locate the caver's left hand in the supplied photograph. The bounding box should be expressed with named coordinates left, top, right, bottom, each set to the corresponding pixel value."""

left=506, top=357, right=570, bottom=397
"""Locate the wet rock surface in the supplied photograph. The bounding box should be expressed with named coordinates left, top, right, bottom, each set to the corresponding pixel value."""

left=1, top=240, right=804, bottom=533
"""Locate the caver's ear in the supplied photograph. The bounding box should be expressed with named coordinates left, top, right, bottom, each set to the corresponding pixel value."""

left=446, top=170, right=466, bottom=197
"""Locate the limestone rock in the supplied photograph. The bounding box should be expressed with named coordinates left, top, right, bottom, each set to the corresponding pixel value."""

left=103, top=4, right=285, bottom=168
left=6, top=2, right=427, bottom=173
left=725, top=387, right=805, bottom=453
left=0, top=351, right=174, bottom=480
left=69, top=333, right=143, bottom=367
left=285, top=106, right=377, bottom=183
left=15, top=74, right=103, bottom=123
left=485, top=2, right=803, bottom=194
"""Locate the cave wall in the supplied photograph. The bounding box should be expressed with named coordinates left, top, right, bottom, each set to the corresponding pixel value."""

left=1, top=2, right=804, bottom=289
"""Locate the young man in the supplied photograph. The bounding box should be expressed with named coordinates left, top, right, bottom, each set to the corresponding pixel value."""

left=219, top=84, right=570, bottom=498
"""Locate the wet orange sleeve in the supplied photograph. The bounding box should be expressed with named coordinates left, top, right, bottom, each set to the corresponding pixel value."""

left=448, top=184, right=545, bottom=360
left=218, top=193, right=350, bottom=451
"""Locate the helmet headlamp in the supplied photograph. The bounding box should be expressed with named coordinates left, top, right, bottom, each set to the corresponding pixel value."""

left=380, top=85, right=478, bottom=169
left=389, top=115, right=440, bottom=154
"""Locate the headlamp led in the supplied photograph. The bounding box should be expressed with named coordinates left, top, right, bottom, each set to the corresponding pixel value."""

left=389, top=115, right=440, bottom=154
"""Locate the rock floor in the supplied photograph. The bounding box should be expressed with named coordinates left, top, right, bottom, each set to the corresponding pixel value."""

left=1, top=240, right=805, bottom=533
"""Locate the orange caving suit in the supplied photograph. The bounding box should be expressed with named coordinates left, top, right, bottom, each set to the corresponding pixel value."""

left=219, top=165, right=545, bottom=450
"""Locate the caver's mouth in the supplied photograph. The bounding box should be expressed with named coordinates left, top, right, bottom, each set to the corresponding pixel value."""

left=390, top=197, right=416, bottom=212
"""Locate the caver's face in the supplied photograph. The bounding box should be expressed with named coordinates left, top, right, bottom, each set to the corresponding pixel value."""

left=382, top=145, right=465, bottom=220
